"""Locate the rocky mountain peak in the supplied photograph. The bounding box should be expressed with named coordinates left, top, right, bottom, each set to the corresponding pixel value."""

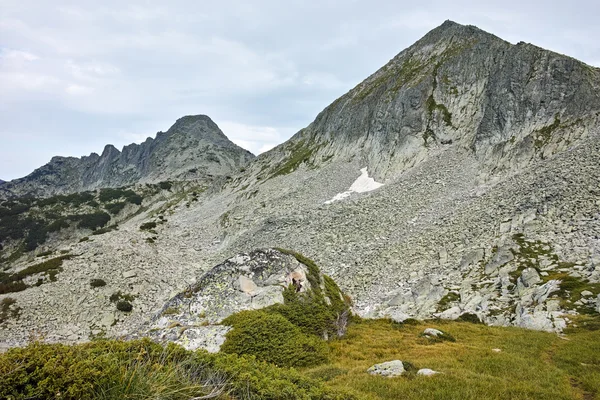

left=0, top=115, right=255, bottom=198
left=251, top=21, right=600, bottom=183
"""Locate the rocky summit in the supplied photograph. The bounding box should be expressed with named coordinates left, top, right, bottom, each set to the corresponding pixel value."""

left=0, top=20, right=599, bottom=351
left=0, top=115, right=255, bottom=199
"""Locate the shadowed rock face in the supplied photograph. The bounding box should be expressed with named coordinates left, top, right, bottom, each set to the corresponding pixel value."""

left=0, top=115, right=255, bottom=198
left=252, top=20, right=600, bottom=183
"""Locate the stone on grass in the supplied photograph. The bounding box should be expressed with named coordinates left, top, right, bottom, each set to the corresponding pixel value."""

left=423, top=328, right=444, bottom=337
left=417, top=368, right=440, bottom=376
left=367, top=360, right=405, bottom=377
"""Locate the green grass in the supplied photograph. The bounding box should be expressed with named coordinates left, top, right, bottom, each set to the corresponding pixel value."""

left=305, top=318, right=600, bottom=400
left=534, top=114, right=561, bottom=150
left=267, top=140, right=320, bottom=179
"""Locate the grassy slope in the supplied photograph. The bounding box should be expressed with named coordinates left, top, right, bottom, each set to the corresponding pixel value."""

left=304, top=319, right=600, bottom=400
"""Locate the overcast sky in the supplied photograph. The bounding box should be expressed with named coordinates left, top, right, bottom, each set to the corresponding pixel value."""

left=1, top=1, right=599, bottom=180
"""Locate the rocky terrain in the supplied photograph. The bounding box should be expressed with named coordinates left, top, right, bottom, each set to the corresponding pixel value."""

left=0, top=115, right=254, bottom=199
left=1, top=21, right=599, bottom=349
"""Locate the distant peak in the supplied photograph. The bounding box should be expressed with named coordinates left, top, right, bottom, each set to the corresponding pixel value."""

left=101, top=144, right=120, bottom=157
left=166, top=114, right=226, bottom=140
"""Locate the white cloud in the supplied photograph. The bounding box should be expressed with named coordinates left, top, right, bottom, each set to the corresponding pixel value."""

left=220, top=120, right=295, bottom=155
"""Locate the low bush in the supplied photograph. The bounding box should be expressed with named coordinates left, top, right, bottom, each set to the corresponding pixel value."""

left=140, top=222, right=157, bottom=231
left=0, top=255, right=73, bottom=293
left=104, top=202, right=127, bottom=215
left=116, top=300, right=133, bottom=312
left=90, top=279, right=106, bottom=288
left=458, top=312, right=482, bottom=324
left=75, top=212, right=111, bottom=230
left=0, top=339, right=352, bottom=400
left=0, top=297, right=20, bottom=323
left=221, top=310, right=329, bottom=368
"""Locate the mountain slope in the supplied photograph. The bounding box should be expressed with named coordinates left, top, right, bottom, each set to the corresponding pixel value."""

left=0, top=115, right=254, bottom=198
left=1, top=21, right=599, bottom=347
left=250, top=20, right=600, bottom=183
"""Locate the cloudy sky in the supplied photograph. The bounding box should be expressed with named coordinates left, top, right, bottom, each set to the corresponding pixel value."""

left=1, top=1, right=599, bottom=180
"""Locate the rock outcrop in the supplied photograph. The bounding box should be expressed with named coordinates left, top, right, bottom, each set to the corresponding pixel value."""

left=0, top=115, right=254, bottom=198
left=142, top=249, right=345, bottom=352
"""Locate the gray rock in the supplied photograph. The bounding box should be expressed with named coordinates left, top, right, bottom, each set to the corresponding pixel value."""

left=423, top=328, right=444, bottom=337
left=367, top=360, right=405, bottom=377
left=417, top=368, right=440, bottom=376
left=122, top=270, right=137, bottom=279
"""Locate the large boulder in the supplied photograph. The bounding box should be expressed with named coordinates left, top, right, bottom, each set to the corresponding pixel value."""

left=367, top=360, right=405, bottom=377
left=144, top=248, right=346, bottom=351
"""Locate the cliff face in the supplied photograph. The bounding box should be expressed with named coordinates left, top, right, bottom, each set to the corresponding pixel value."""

left=252, top=21, right=600, bottom=183
left=0, top=115, right=255, bottom=198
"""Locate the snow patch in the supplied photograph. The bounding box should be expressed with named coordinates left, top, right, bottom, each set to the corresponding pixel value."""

left=325, top=168, right=384, bottom=204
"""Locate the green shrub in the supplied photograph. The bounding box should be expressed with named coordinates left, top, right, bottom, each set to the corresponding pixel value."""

left=221, top=310, right=329, bottom=368
left=458, top=312, right=482, bottom=324
left=0, top=255, right=73, bottom=293
left=140, top=222, right=157, bottom=231
left=104, top=202, right=127, bottom=215
left=159, top=181, right=173, bottom=190
left=116, top=301, right=133, bottom=312
left=91, top=224, right=118, bottom=236
left=0, top=339, right=352, bottom=400
left=75, top=212, right=111, bottom=230
left=109, top=291, right=135, bottom=303
left=0, top=280, right=27, bottom=294
left=99, top=188, right=143, bottom=205
left=0, top=297, right=20, bottom=324
left=90, top=279, right=106, bottom=288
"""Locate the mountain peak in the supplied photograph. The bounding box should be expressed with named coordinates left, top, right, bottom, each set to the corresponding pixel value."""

left=1, top=114, right=255, bottom=197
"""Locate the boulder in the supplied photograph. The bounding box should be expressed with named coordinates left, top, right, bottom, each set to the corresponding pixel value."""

left=143, top=249, right=346, bottom=352
left=417, top=368, right=440, bottom=376
left=367, top=360, right=405, bottom=377
left=423, top=328, right=444, bottom=337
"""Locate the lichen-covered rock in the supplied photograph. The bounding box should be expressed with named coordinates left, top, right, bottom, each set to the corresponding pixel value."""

left=368, top=360, right=405, bottom=377
left=144, top=248, right=346, bottom=352
left=417, top=368, right=440, bottom=376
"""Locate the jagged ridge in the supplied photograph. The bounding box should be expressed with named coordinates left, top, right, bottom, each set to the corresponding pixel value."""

left=0, top=115, right=255, bottom=198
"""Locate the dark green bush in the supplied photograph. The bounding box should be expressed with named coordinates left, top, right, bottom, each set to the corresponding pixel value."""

left=458, top=312, right=482, bottom=324
left=140, top=222, right=157, bottom=231
left=0, top=297, right=20, bottom=324
left=104, top=201, right=127, bottom=215
left=221, top=310, right=329, bottom=368
left=0, top=280, right=27, bottom=295
left=116, top=301, right=133, bottom=312
left=91, top=224, right=118, bottom=236
left=99, top=188, right=143, bottom=205
left=159, top=181, right=172, bottom=190
left=0, top=255, right=73, bottom=293
left=0, top=339, right=353, bottom=400
left=90, top=279, right=106, bottom=288
left=76, top=212, right=111, bottom=230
